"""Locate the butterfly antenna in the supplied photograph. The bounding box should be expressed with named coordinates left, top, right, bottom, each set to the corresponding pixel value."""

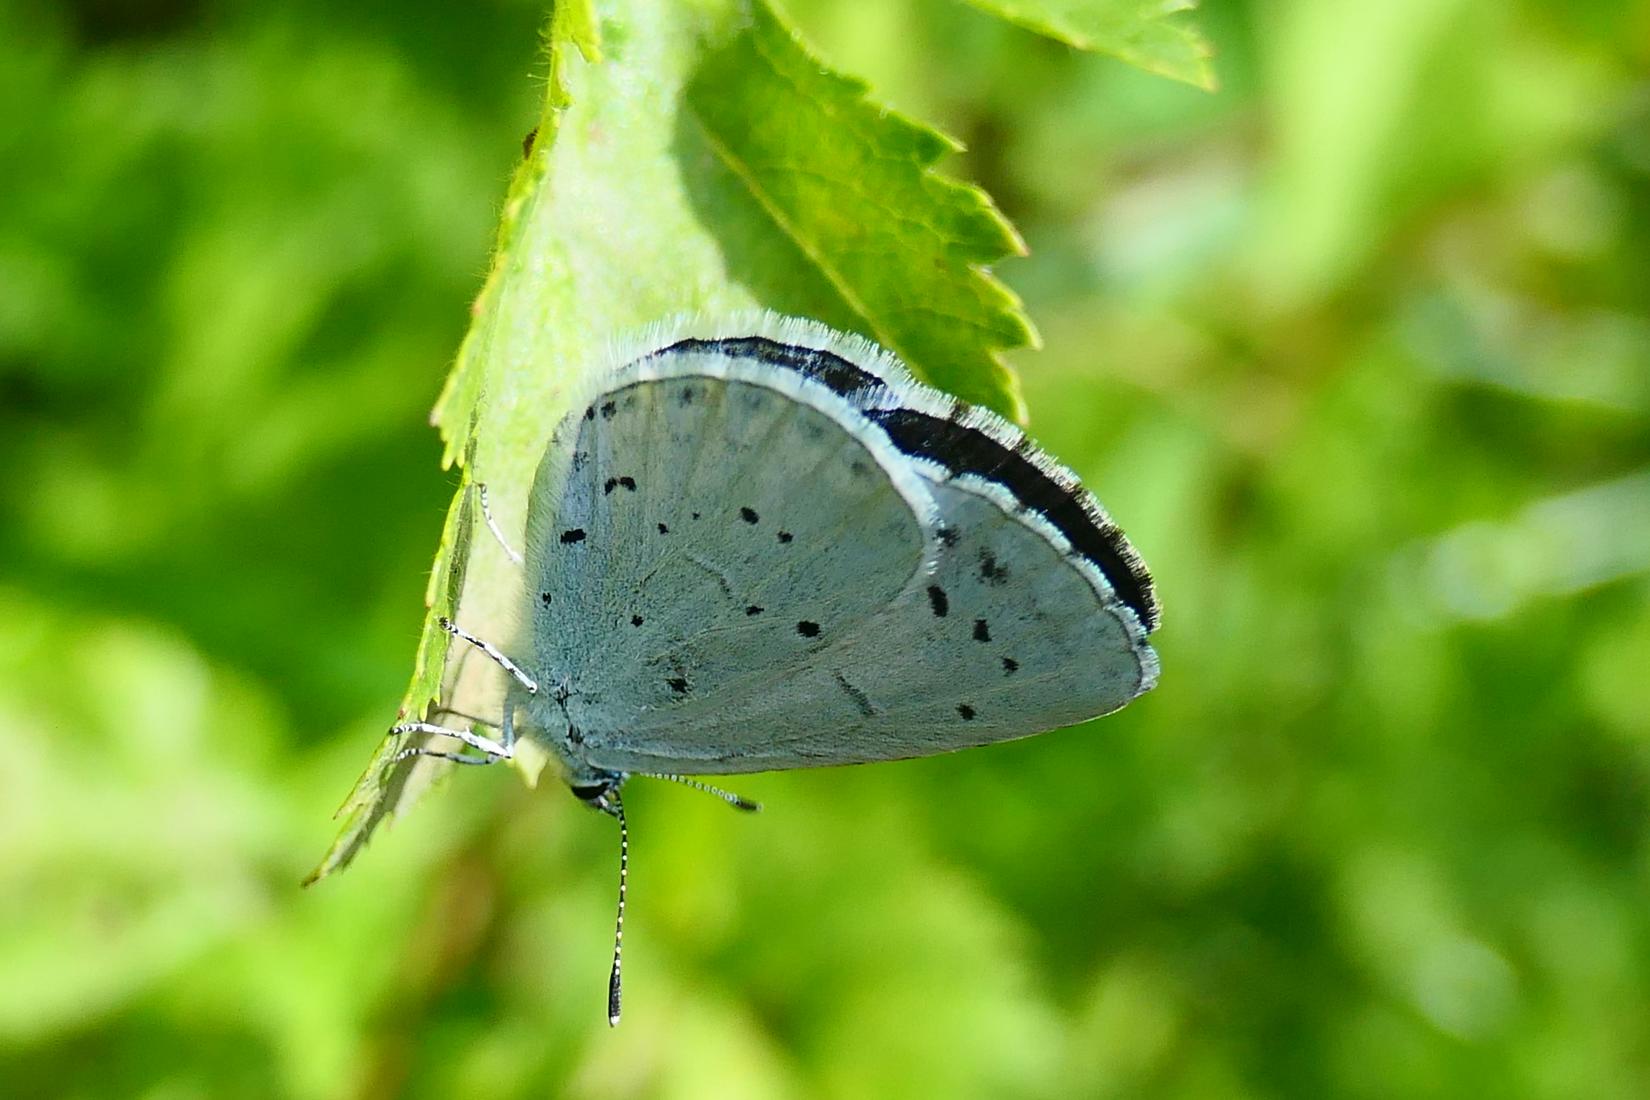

left=600, top=790, right=629, bottom=1027
left=642, top=772, right=761, bottom=813
left=475, top=482, right=524, bottom=566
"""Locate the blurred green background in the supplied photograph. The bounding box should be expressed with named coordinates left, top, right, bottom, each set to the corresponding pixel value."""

left=4, top=0, right=1649, bottom=1097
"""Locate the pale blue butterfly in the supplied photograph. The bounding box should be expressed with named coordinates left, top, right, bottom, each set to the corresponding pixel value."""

left=389, top=315, right=1159, bottom=1024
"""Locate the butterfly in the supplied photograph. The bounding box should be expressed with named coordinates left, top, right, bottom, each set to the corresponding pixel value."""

left=389, top=315, right=1159, bottom=1023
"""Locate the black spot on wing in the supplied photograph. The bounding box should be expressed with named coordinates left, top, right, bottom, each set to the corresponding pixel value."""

left=745, top=605, right=764, bottom=616
left=833, top=672, right=876, bottom=717
left=796, top=620, right=820, bottom=638
left=600, top=400, right=617, bottom=419
left=977, top=550, right=1009, bottom=586
left=927, top=585, right=949, bottom=617
left=1002, top=657, right=1019, bottom=675
left=657, top=523, right=670, bottom=535
left=957, top=704, right=976, bottom=721
left=540, top=592, right=553, bottom=606
left=666, top=676, right=689, bottom=696
left=739, top=506, right=759, bottom=524
left=619, top=476, right=636, bottom=491
left=560, top=528, right=586, bottom=544
left=973, top=619, right=991, bottom=642
left=777, top=530, right=794, bottom=544
left=631, top=615, right=644, bottom=627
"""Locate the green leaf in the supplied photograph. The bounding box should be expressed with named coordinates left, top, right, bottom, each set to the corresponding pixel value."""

left=686, top=2, right=1036, bottom=417
left=305, top=0, right=1037, bottom=883
left=960, top=0, right=1216, bottom=90
left=302, top=471, right=476, bottom=885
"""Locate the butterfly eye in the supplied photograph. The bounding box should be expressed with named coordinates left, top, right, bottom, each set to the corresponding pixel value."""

left=569, top=782, right=613, bottom=805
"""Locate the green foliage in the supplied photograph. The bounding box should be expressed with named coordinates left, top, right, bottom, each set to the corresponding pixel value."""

left=686, top=2, right=1036, bottom=416
left=6, top=0, right=1650, bottom=1097
left=959, top=0, right=1215, bottom=89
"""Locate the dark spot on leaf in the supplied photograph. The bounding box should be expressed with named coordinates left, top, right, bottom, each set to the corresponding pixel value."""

left=522, top=126, right=538, bottom=158
left=740, top=506, right=759, bottom=524
left=796, top=620, right=820, bottom=638
left=560, top=528, right=586, bottom=544
left=957, top=704, right=976, bottom=721
left=973, top=619, right=991, bottom=643
left=927, top=585, right=949, bottom=617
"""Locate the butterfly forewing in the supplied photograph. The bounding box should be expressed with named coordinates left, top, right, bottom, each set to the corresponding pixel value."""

left=523, top=354, right=936, bottom=741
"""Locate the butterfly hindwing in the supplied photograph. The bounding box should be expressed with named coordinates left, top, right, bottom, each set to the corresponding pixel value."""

left=582, top=472, right=1153, bottom=773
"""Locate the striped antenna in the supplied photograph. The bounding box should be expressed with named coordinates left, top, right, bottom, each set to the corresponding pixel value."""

left=601, top=790, right=629, bottom=1027
left=642, top=772, right=761, bottom=813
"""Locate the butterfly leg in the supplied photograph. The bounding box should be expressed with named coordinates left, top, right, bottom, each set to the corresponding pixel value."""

left=388, top=719, right=514, bottom=765
left=391, top=746, right=498, bottom=767
left=425, top=702, right=501, bottom=727
left=475, top=482, right=524, bottom=566
left=437, top=616, right=538, bottom=694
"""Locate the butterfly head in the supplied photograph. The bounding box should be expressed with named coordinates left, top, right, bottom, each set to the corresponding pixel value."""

left=568, top=771, right=628, bottom=815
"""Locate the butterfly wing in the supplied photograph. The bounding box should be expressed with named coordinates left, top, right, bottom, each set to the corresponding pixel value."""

left=522, top=317, right=1158, bottom=777
left=581, top=471, right=1154, bottom=774
left=523, top=350, right=938, bottom=745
